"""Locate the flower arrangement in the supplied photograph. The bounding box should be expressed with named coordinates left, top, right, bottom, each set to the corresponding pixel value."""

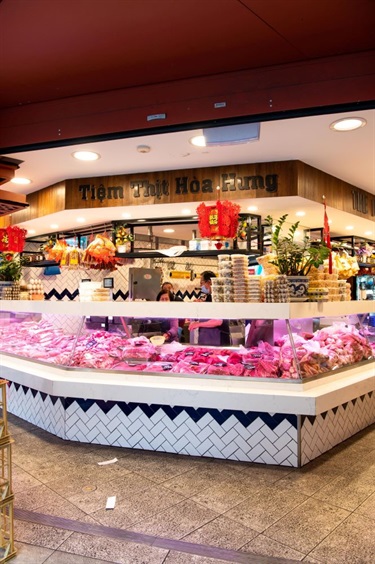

left=265, top=214, right=330, bottom=276
left=114, top=225, right=134, bottom=246
left=0, top=252, right=29, bottom=281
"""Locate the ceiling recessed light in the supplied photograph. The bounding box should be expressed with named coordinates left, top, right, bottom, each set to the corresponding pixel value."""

left=137, top=219, right=146, bottom=222
left=137, top=145, right=151, bottom=153
left=189, top=135, right=206, bottom=147
left=330, top=117, right=367, bottom=132
left=192, top=216, right=198, bottom=219
left=27, top=229, right=36, bottom=235
left=50, top=223, right=59, bottom=229
left=296, top=211, right=305, bottom=217
left=163, top=229, right=175, bottom=233
left=72, top=151, right=100, bottom=161
left=181, top=209, right=191, bottom=215
left=345, top=225, right=354, bottom=230
left=11, top=177, right=31, bottom=185
left=122, top=213, right=132, bottom=219
left=76, top=217, right=86, bottom=223
left=364, top=231, right=373, bottom=236
left=247, top=206, right=258, bottom=212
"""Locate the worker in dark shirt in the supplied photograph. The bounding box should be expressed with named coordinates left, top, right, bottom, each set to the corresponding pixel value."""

left=189, top=271, right=230, bottom=346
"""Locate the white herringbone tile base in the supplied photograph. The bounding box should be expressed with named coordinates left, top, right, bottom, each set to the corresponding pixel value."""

left=64, top=402, right=298, bottom=466
left=300, top=392, right=375, bottom=465
left=6, top=382, right=299, bottom=466
left=7, top=381, right=374, bottom=468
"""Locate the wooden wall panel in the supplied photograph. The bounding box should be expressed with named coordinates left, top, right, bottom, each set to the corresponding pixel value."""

left=297, top=162, right=375, bottom=219
left=65, top=161, right=299, bottom=211
left=9, top=182, right=66, bottom=224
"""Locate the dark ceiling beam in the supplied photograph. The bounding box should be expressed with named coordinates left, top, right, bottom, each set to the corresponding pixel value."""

left=0, top=50, right=374, bottom=153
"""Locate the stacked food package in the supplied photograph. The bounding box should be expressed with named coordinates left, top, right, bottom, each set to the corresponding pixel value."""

left=308, top=269, right=351, bottom=301
left=79, top=281, right=111, bottom=302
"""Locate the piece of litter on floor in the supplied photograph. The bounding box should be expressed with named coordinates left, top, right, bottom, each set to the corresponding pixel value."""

left=106, top=496, right=116, bottom=510
left=97, top=457, right=118, bottom=466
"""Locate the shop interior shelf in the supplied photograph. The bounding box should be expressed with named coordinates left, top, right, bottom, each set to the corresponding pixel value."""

left=115, top=249, right=257, bottom=259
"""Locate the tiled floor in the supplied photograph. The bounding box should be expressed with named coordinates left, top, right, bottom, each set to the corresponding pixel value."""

left=8, top=413, right=375, bottom=564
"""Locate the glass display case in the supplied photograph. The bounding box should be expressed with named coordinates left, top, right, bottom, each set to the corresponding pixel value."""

left=0, top=300, right=373, bottom=382
left=1, top=300, right=374, bottom=469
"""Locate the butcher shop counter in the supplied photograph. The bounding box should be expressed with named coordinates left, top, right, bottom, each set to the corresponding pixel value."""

left=0, top=299, right=374, bottom=467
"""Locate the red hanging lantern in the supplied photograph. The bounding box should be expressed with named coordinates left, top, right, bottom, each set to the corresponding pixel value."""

left=197, top=201, right=240, bottom=240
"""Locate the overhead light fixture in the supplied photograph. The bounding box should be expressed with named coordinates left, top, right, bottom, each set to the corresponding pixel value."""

left=50, top=223, right=59, bottom=229
left=345, top=225, right=354, bottom=230
left=329, top=117, right=367, bottom=132
left=190, top=135, right=206, bottom=147
left=247, top=206, right=258, bottom=212
left=364, top=231, right=373, bottom=236
left=190, top=123, right=260, bottom=147
left=192, top=216, right=198, bottom=220
left=296, top=211, right=306, bottom=217
left=10, top=177, right=31, bottom=185
left=72, top=151, right=100, bottom=161
left=137, top=219, right=146, bottom=222
left=76, top=217, right=86, bottom=223
left=27, top=229, right=36, bottom=235
left=137, top=145, right=151, bottom=153
left=163, top=229, right=175, bottom=233
left=122, top=212, right=132, bottom=218
left=181, top=208, right=191, bottom=215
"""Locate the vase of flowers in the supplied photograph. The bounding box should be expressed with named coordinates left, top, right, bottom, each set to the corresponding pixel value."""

left=114, top=225, right=134, bottom=253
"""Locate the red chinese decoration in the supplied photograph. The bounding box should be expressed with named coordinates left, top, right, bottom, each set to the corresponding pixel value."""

left=322, top=197, right=333, bottom=274
left=0, top=226, right=27, bottom=252
left=197, top=201, right=240, bottom=240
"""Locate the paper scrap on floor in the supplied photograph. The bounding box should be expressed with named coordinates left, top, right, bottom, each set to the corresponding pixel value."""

left=98, top=457, right=118, bottom=466
left=106, top=496, right=116, bottom=510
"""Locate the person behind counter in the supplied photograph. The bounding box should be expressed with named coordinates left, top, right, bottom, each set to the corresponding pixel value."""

left=189, top=271, right=231, bottom=346
left=155, top=289, right=179, bottom=342
left=161, top=281, right=183, bottom=302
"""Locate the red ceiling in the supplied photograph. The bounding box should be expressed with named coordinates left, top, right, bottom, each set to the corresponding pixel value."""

left=0, top=0, right=374, bottom=150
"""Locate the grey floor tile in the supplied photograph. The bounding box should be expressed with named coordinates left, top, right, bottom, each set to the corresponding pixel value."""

left=67, top=471, right=156, bottom=513
left=191, top=480, right=259, bottom=513
left=12, top=464, right=43, bottom=492
left=309, top=513, right=375, bottom=564
left=162, top=464, right=250, bottom=498
left=224, top=483, right=308, bottom=533
left=44, top=550, right=119, bottom=564
left=14, top=519, right=73, bottom=549
left=130, top=499, right=219, bottom=539
left=11, top=541, right=53, bottom=564
left=164, top=552, right=231, bottom=564
left=354, top=491, right=375, bottom=520
left=264, top=498, right=350, bottom=554
left=15, top=484, right=66, bottom=511
left=312, top=469, right=375, bottom=511
left=117, top=450, right=202, bottom=482
left=182, top=514, right=258, bottom=550
left=58, top=531, right=168, bottom=564
left=91, top=483, right=186, bottom=528
left=241, top=534, right=306, bottom=561
left=273, top=457, right=343, bottom=496
left=34, top=497, right=100, bottom=524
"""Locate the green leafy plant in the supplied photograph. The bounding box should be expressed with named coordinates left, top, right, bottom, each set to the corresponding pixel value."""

left=265, top=214, right=330, bottom=276
left=0, top=252, right=29, bottom=281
